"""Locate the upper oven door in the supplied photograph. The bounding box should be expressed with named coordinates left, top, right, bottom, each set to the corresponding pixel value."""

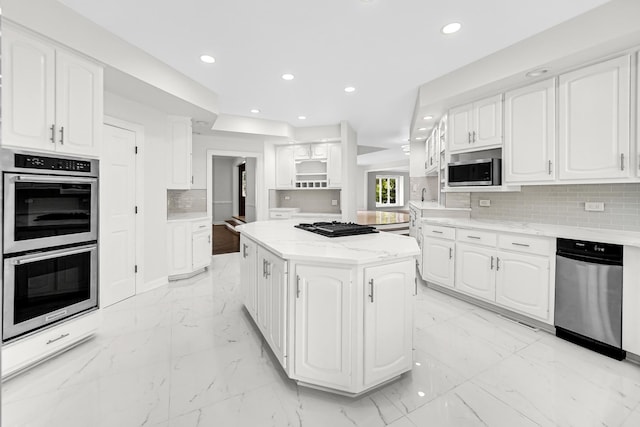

left=3, top=173, right=98, bottom=253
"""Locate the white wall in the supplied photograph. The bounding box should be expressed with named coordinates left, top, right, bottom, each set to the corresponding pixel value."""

left=245, top=157, right=257, bottom=222
left=104, top=91, right=169, bottom=286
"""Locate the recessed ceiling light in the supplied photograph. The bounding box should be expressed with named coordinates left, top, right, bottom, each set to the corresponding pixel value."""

left=441, top=22, right=461, bottom=35
left=418, top=127, right=427, bottom=131
left=200, top=55, right=216, bottom=64
left=344, top=86, right=356, bottom=93
left=250, top=109, right=260, bottom=114
left=422, top=115, right=433, bottom=121
left=525, top=68, right=550, bottom=78
left=298, top=115, right=307, bottom=120
left=282, top=73, right=295, bottom=81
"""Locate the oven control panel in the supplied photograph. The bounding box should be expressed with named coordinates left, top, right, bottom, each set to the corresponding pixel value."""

left=15, top=154, right=92, bottom=173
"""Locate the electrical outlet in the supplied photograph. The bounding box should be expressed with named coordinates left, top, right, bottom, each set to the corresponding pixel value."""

left=284, top=196, right=291, bottom=200
left=585, top=202, right=605, bottom=212
left=331, top=199, right=338, bottom=206
left=479, top=199, right=491, bottom=207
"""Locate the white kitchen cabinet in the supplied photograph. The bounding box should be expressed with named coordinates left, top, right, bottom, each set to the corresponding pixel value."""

left=257, top=246, right=288, bottom=369
left=363, top=260, right=414, bottom=387
left=2, top=25, right=103, bottom=157
left=448, top=94, right=502, bottom=153
left=425, top=128, right=438, bottom=174
left=504, top=78, right=556, bottom=183
left=167, top=116, right=193, bottom=189
left=327, top=142, right=342, bottom=188
left=558, top=55, right=630, bottom=180
left=294, top=264, right=353, bottom=389
left=167, top=218, right=211, bottom=279
left=240, top=235, right=258, bottom=320
left=422, top=236, right=455, bottom=288
left=294, top=144, right=311, bottom=160
left=276, top=145, right=296, bottom=188
left=495, top=251, right=550, bottom=320
left=455, top=242, right=496, bottom=301
left=311, top=143, right=328, bottom=159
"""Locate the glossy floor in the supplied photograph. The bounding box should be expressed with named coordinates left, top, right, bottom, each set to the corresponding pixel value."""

left=3, top=253, right=640, bottom=426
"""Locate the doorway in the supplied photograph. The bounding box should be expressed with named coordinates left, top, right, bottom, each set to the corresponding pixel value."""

left=238, top=162, right=246, bottom=220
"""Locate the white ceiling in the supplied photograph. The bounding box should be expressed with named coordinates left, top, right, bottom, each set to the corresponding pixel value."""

left=58, top=0, right=611, bottom=165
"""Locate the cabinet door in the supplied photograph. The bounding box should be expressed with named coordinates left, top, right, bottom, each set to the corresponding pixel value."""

left=423, top=237, right=455, bottom=287
left=240, top=236, right=258, bottom=320
left=55, top=49, right=103, bottom=157
left=364, top=260, right=414, bottom=387
left=167, top=116, right=193, bottom=189
left=275, top=145, right=296, bottom=188
left=327, top=143, right=342, bottom=187
left=294, top=144, right=311, bottom=160
left=266, top=253, right=288, bottom=369
left=454, top=242, right=495, bottom=301
left=311, top=143, right=328, bottom=159
left=294, top=264, right=353, bottom=390
left=448, top=103, right=473, bottom=152
left=192, top=230, right=211, bottom=270
left=2, top=26, right=56, bottom=152
left=495, top=251, right=550, bottom=320
left=473, top=94, right=503, bottom=148
left=167, top=222, right=191, bottom=276
left=504, top=79, right=556, bottom=183
left=558, top=56, right=630, bottom=180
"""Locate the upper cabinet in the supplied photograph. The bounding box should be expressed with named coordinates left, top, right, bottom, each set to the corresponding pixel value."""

left=276, top=145, right=296, bottom=189
left=2, top=25, right=103, bottom=157
left=504, top=78, right=556, bottom=184
left=327, top=142, right=342, bottom=188
left=448, top=94, right=502, bottom=153
left=167, top=116, right=193, bottom=189
left=275, top=142, right=342, bottom=189
left=558, top=55, right=631, bottom=181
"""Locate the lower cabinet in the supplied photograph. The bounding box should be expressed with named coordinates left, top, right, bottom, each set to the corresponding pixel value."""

left=240, top=235, right=258, bottom=319
left=422, top=237, right=455, bottom=287
left=455, top=242, right=496, bottom=301
left=363, top=260, right=414, bottom=387
left=294, top=264, right=353, bottom=389
left=167, top=218, right=212, bottom=279
left=495, top=251, right=549, bottom=320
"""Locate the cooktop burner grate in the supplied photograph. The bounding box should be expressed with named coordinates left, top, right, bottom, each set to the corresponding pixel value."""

left=294, top=221, right=379, bottom=237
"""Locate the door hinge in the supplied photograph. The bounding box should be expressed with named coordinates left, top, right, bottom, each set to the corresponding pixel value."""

left=134, top=265, right=138, bottom=273
left=135, top=206, right=138, bottom=214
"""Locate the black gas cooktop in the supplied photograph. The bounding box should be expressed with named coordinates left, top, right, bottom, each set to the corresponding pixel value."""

left=295, top=221, right=379, bottom=238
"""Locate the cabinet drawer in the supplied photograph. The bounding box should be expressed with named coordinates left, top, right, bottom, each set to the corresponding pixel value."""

left=457, top=229, right=497, bottom=246
left=498, top=234, right=552, bottom=256
left=270, top=211, right=292, bottom=219
left=191, top=220, right=210, bottom=232
left=423, top=224, right=455, bottom=240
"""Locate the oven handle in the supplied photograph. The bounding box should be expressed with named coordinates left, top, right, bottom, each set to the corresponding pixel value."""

left=12, top=175, right=97, bottom=184
left=10, top=244, right=97, bottom=265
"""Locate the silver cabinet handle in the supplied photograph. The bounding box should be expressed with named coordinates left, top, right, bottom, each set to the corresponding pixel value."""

left=296, top=275, right=301, bottom=298
left=46, top=333, right=70, bottom=345
left=266, top=261, right=271, bottom=278
left=449, top=247, right=453, bottom=259
left=414, top=277, right=417, bottom=296
left=50, top=124, right=56, bottom=143
left=548, top=160, right=552, bottom=175
left=262, top=259, right=267, bottom=278
left=368, top=278, right=374, bottom=303
left=472, top=131, right=477, bottom=142
left=468, top=132, right=471, bottom=143
left=467, top=235, right=481, bottom=240
left=432, top=230, right=443, bottom=234
left=511, top=242, right=530, bottom=247
left=59, top=126, right=65, bottom=144
left=242, top=243, right=248, bottom=258
left=490, top=256, right=494, bottom=270
left=496, top=257, right=501, bottom=271
left=621, top=153, right=625, bottom=171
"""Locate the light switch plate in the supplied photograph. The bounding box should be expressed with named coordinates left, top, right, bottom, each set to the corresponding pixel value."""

left=585, top=202, right=605, bottom=212
left=479, top=199, right=491, bottom=207
left=331, top=199, right=338, bottom=206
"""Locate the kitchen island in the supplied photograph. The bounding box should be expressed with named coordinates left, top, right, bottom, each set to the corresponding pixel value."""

left=236, top=220, right=420, bottom=396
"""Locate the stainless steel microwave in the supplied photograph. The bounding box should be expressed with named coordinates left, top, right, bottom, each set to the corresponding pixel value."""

left=447, top=158, right=501, bottom=187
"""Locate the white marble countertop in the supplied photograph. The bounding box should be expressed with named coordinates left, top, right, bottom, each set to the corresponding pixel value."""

left=409, top=200, right=471, bottom=211
left=291, top=212, right=342, bottom=218
left=420, top=217, right=640, bottom=247
left=269, top=208, right=301, bottom=212
left=237, top=220, right=420, bottom=265
left=167, top=212, right=211, bottom=222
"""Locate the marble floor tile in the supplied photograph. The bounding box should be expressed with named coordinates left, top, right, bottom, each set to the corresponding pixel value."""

left=4, top=252, right=640, bottom=427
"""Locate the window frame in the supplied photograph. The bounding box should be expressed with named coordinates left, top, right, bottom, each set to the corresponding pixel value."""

left=375, top=175, right=404, bottom=208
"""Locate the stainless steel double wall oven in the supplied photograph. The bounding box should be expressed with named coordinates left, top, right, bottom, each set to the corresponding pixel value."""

left=2, top=149, right=99, bottom=341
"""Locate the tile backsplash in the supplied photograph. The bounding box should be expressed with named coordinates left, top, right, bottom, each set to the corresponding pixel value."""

left=167, top=189, right=207, bottom=214
left=470, top=184, right=640, bottom=231
left=274, top=189, right=341, bottom=213
left=409, top=177, right=438, bottom=202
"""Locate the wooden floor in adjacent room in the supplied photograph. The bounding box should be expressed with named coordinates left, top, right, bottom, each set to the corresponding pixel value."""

left=212, top=224, right=240, bottom=255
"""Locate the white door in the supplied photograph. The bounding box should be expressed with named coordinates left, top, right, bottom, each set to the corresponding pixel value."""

left=448, top=103, right=473, bottom=152
left=473, top=94, right=503, bottom=148
left=327, top=143, right=342, bottom=188
left=294, top=265, right=353, bottom=390
left=423, top=238, right=455, bottom=287
left=101, top=124, right=137, bottom=307
left=2, top=25, right=56, bottom=152
left=364, top=260, right=414, bottom=387
left=495, top=251, right=550, bottom=320
left=192, top=229, right=211, bottom=270
left=455, top=243, right=495, bottom=301
left=55, top=50, right=103, bottom=157
left=240, top=236, right=258, bottom=320
left=504, top=79, right=556, bottom=183
left=558, top=55, right=631, bottom=180
left=275, top=145, right=296, bottom=188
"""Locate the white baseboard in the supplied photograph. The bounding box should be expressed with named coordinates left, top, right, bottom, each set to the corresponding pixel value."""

left=138, top=276, right=168, bottom=294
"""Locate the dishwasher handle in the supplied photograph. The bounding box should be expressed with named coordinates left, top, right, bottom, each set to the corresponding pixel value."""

left=556, top=251, right=622, bottom=266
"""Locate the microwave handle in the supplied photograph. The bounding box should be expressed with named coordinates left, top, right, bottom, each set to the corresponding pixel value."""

left=10, top=244, right=96, bottom=265
left=12, top=175, right=97, bottom=184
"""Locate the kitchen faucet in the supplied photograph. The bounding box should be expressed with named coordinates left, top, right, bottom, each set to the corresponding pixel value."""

left=421, top=188, right=426, bottom=202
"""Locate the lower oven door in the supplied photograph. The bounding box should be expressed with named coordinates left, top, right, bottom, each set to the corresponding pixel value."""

left=3, top=243, right=98, bottom=342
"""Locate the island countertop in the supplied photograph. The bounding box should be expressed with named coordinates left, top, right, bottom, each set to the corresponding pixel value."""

left=236, top=220, right=420, bottom=265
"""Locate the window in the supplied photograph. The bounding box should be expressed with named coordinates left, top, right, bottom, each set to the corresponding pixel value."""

left=375, top=175, right=403, bottom=207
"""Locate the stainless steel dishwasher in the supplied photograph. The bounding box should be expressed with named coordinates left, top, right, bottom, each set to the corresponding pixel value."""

left=555, top=238, right=625, bottom=360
